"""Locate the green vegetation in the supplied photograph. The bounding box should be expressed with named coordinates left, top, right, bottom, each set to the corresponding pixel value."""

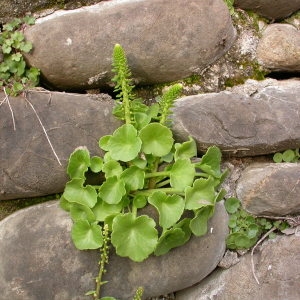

left=224, top=0, right=235, bottom=15
left=60, top=44, right=227, bottom=299
left=0, top=17, right=40, bottom=96
left=273, top=149, right=299, bottom=163
left=225, top=197, right=289, bottom=250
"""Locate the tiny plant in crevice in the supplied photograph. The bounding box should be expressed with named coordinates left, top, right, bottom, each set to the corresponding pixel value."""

left=224, top=0, right=235, bottom=15
left=60, top=44, right=227, bottom=299
left=273, top=149, right=299, bottom=163
left=225, top=197, right=289, bottom=250
left=0, top=16, right=40, bottom=96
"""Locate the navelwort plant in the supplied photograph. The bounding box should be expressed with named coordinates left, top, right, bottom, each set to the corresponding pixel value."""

left=273, top=149, right=299, bottom=163
left=225, top=197, right=289, bottom=250
left=0, top=16, right=40, bottom=96
left=60, top=44, right=227, bottom=299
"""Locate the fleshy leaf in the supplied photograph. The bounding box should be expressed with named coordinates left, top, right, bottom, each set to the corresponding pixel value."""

left=196, top=146, right=222, bottom=178
left=133, top=195, right=147, bottom=209
left=139, top=123, right=174, bottom=157
left=70, top=203, right=96, bottom=223
left=102, top=160, right=123, bottom=178
left=99, top=135, right=111, bottom=151
left=98, top=176, right=126, bottom=204
left=63, top=179, right=97, bottom=208
left=185, top=177, right=216, bottom=210
left=59, top=195, right=72, bottom=212
left=120, top=166, right=145, bottom=190
left=174, top=137, right=197, bottom=161
left=111, top=213, right=158, bottom=262
left=90, top=156, right=103, bottom=173
left=154, top=228, right=186, bottom=256
left=148, top=191, right=185, bottom=229
left=67, top=147, right=90, bottom=179
left=92, top=198, right=123, bottom=222
left=282, top=149, right=295, bottom=162
left=225, top=197, right=240, bottom=214
left=189, top=206, right=214, bottom=236
left=134, top=112, right=151, bottom=130
left=71, top=220, right=103, bottom=250
left=170, top=158, right=195, bottom=190
left=108, top=124, right=142, bottom=162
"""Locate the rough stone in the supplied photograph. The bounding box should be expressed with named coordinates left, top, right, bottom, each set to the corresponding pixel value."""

left=256, top=24, right=300, bottom=72
left=176, top=234, right=300, bottom=300
left=172, top=79, right=300, bottom=157
left=0, top=201, right=228, bottom=300
left=0, top=90, right=120, bottom=200
left=234, top=0, right=300, bottom=20
left=236, top=162, right=300, bottom=216
left=0, top=0, right=106, bottom=23
left=24, top=0, right=236, bottom=91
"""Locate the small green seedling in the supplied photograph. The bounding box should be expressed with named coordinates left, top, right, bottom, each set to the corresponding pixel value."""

left=0, top=16, right=40, bottom=96
left=225, top=197, right=289, bottom=250
left=273, top=149, right=299, bottom=163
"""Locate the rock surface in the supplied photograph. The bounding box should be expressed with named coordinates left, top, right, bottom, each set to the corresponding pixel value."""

left=0, top=0, right=106, bottom=23
left=236, top=163, right=300, bottom=216
left=24, top=0, right=236, bottom=91
left=176, top=234, right=300, bottom=300
left=0, top=90, right=120, bottom=200
left=234, top=0, right=300, bottom=20
left=257, top=24, right=300, bottom=72
left=0, top=201, right=228, bottom=300
left=172, top=79, right=300, bottom=157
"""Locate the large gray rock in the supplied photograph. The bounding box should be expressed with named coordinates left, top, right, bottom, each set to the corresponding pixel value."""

left=0, top=0, right=105, bottom=23
left=0, top=90, right=120, bottom=200
left=234, top=0, right=300, bottom=20
left=24, top=0, right=236, bottom=91
left=176, top=234, right=300, bottom=300
left=172, top=79, right=300, bottom=157
left=237, top=163, right=300, bottom=216
left=0, top=201, right=228, bottom=299
left=257, top=24, right=300, bottom=72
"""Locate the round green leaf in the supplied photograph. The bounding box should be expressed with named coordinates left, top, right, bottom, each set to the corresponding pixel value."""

left=92, top=199, right=123, bottom=222
left=71, top=220, right=103, bottom=250
left=120, top=166, right=145, bottom=191
left=98, top=176, right=126, bottom=204
left=102, top=160, right=123, bottom=178
left=196, top=146, right=222, bottom=178
left=185, top=177, right=216, bottom=210
left=247, top=223, right=260, bottom=239
left=190, top=206, right=214, bottom=237
left=108, top=124, right=142, bottom=162
left=273, top=152, right=283, bottom=163
left=133, top=195, right=147, bottom=209
left=224, top=197, right=240, bottom=214
left=139, top=123, right=174, bottom=157
left=90, top=156, right=103, bottom=173
left=148, top=191, right=185, bottom=229
left=67, top=147, right=90, bottom=179
left=59, top=195, right=71, bottom=212
left=170, top=158, right=195, bottom=190
left=99, top=135, right=111, bottom=151
left=154, top=228, right=186, bottom=256
left=64, top=179, right=97, bottom=208
left=111, top=213, right=158, bottom=262
left=282, top=149, right=295, bottom=162
left=174, top=137, right=197, bottom=161
left=70, top=203, right=96, bottom=223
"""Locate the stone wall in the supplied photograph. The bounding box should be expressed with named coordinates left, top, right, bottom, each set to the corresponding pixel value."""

left=0, top=0, right=299, bottom=299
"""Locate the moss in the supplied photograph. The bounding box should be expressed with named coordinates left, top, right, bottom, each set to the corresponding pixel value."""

left=0, top=193, right=61, bottom=221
